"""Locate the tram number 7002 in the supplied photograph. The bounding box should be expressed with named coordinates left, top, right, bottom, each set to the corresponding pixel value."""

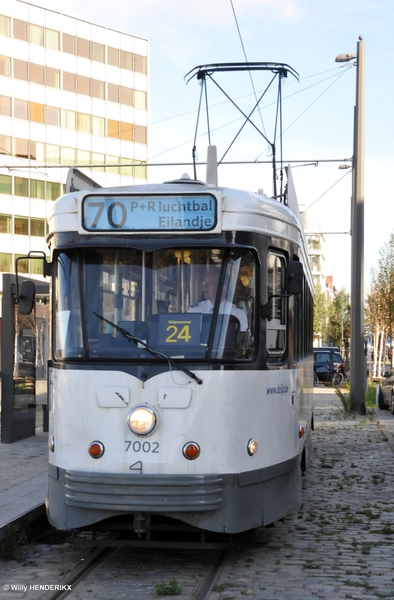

left=125, top=440, right=159, bottom=453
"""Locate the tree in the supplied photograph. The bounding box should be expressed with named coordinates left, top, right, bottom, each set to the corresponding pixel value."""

left=327, top=288, right=350, bottom=350
left=313, top=285, right=328, bottom=344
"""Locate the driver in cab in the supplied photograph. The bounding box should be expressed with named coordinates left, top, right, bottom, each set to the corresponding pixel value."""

left=188, top=268, right=248, bottom=331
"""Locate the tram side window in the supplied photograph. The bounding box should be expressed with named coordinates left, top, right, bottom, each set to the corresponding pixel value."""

left=54, top=252, right=83, bottom=358
left=267, top=253, right=286, bottom=353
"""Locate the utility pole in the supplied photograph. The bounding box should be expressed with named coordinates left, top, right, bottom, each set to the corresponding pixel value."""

left=336, top=36, right=366, bottom=414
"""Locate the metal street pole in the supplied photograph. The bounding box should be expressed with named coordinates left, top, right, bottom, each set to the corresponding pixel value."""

left=336, top=36, right=366, bottom=414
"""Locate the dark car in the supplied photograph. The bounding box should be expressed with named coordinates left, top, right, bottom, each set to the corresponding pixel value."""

left=313, top=349, right=346, bottom=383
left=378, top=370, right=394, bottom=413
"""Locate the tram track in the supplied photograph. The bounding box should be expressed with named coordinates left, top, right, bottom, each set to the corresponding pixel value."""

left=12, top=521, right=246, bottom=600
left=40, top=545, right=235, bottom=600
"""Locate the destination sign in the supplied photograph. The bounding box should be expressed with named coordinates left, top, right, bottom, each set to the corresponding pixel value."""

left=81, top=194, right=218, bottom=233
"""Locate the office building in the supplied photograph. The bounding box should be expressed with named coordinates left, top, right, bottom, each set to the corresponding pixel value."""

left=0, top=0, right=148, bottom=302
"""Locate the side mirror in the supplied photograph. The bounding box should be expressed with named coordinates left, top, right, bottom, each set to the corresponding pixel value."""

left=18, top=280, right=35, bottom=314
left=286, top=261, right=304, bottom=295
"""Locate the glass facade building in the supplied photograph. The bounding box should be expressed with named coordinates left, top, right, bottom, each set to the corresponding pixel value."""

left=0, top=0, right=148, bottom=298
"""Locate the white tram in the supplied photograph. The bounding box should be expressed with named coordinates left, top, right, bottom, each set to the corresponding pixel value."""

left=27, top=145, right=314, bottom=535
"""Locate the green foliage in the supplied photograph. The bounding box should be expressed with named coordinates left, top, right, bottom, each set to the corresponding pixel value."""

left=326, top=288, right=350, bottom=348
left=313, top=284, right=328, bottom=340
left=155, top=579, right=183, bottom=597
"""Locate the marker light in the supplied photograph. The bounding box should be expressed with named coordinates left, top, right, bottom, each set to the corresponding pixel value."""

left=182, top=442, right=200, bottom=460
left=299, top=425, right=305, bottom=438
left=247, top=439, right=258, bottom=456
left=127, top=405, right=157, bottom=436
left=88, top=441, right=105, bottom=459
left=48, top=435, right=55, bottom=452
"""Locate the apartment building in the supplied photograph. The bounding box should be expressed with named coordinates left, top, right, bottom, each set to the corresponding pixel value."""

left=0, top=0, right=148, bottom=299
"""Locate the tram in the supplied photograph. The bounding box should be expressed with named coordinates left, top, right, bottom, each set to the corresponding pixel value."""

left=18, top=141, right=314, bottom=534
left=17, top=62, right=314, bottom=534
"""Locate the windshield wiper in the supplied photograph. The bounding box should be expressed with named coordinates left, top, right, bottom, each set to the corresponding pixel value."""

left=93, top=312, right=203, bottom=385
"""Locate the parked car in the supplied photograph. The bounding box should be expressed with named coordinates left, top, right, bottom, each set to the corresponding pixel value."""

left=378, top=370, right=394, bottom=413
left=313, top=349, right=346, bottom=382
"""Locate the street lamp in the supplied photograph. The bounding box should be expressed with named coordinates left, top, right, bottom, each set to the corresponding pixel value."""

left=335, top=36, right=366, bottom=414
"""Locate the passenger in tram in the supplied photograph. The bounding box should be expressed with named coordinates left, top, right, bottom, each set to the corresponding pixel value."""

left=188, top=268, right=248, bottom=331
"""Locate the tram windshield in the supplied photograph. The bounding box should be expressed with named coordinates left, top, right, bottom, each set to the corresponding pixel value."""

left=54, top=247, right=256, bottom=361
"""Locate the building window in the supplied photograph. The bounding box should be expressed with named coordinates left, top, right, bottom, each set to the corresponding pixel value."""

left=0, top=15, right=10, bottom=37
left=30, top=257, right=45, bottom=274
left=29, top=63, right=44, bottom=85
left=46, top=28, right=60, bottom=50
left=120, top=86, right=133, bottom=107
left=30, top=179, right=45, bottom=199
left=120, top=121, right=132, bottom=142
left=77, top=112, right=91, bottom=133
left=13, top=19, right=28, bottom=42
left=121, top=50, right=133, bottom=71
left=77, top=37, right=90, bottom=59
left=30, top=102, right=45, bottom=123
left=14, top=177, right=29, bottom=197
left=107, top=47, right=119, bottom=67
left=134, top=90, right=147, bottom=110
left=119, top=159, right=132, bottom=177
left=92, top=42, right=105, bottom=63
left=30, top=141, right=45, bottom=162
left=107, top=119, right=119, bottom=138
left=15, top=254, right=28, bottom=273
left=108, top=83, right=119, bottom=103
left=46, top=105, right=61, bottom=127
left=63, top=147, right=76, bottom=165
left=133, top=160, right=147, bottom=179
left=46, top=144, right=60, bottom=164
left=134, top=54, right=147, bottom=74
left=63, top=109, right=76, bottom=129
left=0, top=135, right=11, bottom=155
left=92, top=116, right=105, bottom=136
left=77, top=149, right=90, bottom=165
left=0, top=253, right=12, bottom=272
left=107, top=156, right=119, bottom=174
left=14, top=59, right=28, bottom=81
left=0, top=175, right=12, bottom=194
left=91, top=152, right=105, bottom=171
left=0, top=55, right=11, bottom=77
left=62, top=33, right=76, bottom=55
left=47, top=181, right=61, bottom=200
left=92, top=78, right=105, bottom=100
left=29, top=23, right=44, bottom=46
left=46, top=67, right=60, bottom=88
left=134, top=124, right=147, bottom=145
left=14, top=216, right=29, bottom=234
left=14, top=98, right=28, bottom=120
left=0, top=214, right=11, bottom=233
left=63, top=71, right=76, bottom=92
left=14, top=138, right=29, bottom=158
left=0, top=95, right=11, bottom=116
left=30, top=218, right=45, bottom=237
left=77, top=74, right=90, bottom=96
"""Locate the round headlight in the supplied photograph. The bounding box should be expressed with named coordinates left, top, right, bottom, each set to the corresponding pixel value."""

left=247, top=439, right=258, bottom=456
left=127, top=405, right=157, bottom=436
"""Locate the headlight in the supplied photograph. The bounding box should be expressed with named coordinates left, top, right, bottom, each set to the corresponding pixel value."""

left=127, top=405, right=157, bottom=436
left=247, top=439, right=258, bottom=456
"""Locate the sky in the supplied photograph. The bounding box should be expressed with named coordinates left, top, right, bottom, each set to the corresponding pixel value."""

left=33, top=0, right=394, bottom=293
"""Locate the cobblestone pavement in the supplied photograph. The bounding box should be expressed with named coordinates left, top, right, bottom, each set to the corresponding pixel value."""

left=1, top=388, right=394, bottom=599
left=209, top=388, right=394, bottom=600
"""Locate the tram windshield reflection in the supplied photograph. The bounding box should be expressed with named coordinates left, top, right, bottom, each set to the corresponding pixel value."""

left=54, top=247, right=256, bottom=361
